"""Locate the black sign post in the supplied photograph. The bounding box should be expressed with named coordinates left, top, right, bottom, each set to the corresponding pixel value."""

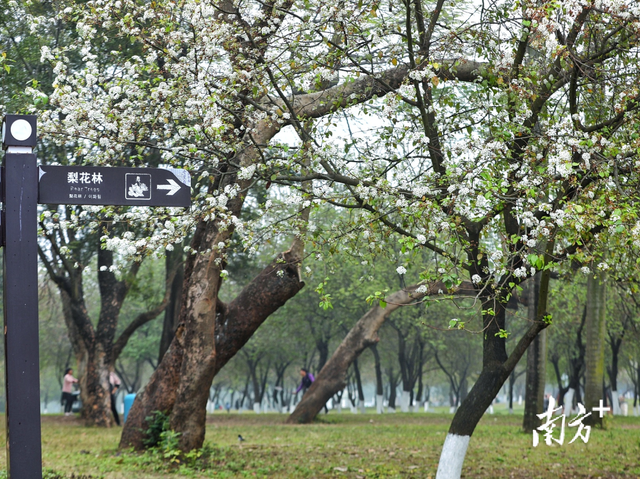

left=2, top=115, right=42, bottom=479
left=1, top=114, right=191, bottom=479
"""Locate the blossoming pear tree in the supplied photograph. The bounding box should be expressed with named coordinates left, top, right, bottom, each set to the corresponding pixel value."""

left=29, top=0, right=640, bottom=475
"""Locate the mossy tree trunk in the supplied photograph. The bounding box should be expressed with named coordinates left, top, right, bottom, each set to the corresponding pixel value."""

left=523, top=273, right=547, bottom=432
left=584, top=269, right=607, bottom=427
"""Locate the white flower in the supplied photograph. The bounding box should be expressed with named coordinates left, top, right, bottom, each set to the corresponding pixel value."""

left=396, top=266, right=407, bottom=275
left=237, top=164, right=256, bottom=180
left=416, top=285, right=427, bottom=294
left=514, top=266, right=528, bottom=278
left=472, top=274, right=482, bottom=284
left=417, top=234, right=426, bottom=244
left=597, top=262, right=609, bottom=271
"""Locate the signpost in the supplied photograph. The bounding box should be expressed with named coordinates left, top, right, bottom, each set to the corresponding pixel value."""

left=39, top=165, right=191, bottom=207
left=1, top=115, right=191, bottom=479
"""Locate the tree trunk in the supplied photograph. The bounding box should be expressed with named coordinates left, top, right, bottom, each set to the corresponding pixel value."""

left=508, top=371, right=515, bottom=413
left=550, top=354, right=569, bottom=411
left=42, top=232, right=169, bottom=427
left=607, top=336, right=622, bottom=415
left=59, top=281, right=113, bottom=427
left=436, top=253, right=553, bottom=479
left=371, top=344, right=384, bottom=413
left=353, top=358, right=366, bottom=413
left=395, top=326, right=411, bottom=413
left=287, top=281, right=474, bottom=423
left=120, top=247, right=304, bottom=450
left=387, top=368, right=399, bottom=411
left=584, top=269, right=607, bottom=427
left=159, top=246, right=184, bottom=364
left=523, top=274, right=546, bottom=432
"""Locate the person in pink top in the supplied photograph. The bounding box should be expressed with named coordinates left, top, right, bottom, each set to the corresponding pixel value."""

left=62, top=368, right=78, bottom=416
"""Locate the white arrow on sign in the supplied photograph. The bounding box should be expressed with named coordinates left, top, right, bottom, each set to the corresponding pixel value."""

left=157, top=179, right=181, bottom=196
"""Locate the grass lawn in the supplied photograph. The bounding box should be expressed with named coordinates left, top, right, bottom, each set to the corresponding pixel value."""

left=0, top=411, right=638, bottom=478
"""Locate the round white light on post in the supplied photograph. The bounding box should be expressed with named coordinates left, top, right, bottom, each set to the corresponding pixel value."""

left=2, top=114, right=37, bottom=149
left=10, top=119, right=33, bottom=142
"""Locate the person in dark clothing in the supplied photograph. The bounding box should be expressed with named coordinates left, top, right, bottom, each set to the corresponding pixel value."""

left=295, top=368, right=315, bottom=395
left=109, top=371, right=121, bottom=426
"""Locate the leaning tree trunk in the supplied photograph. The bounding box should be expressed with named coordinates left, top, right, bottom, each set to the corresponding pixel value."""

left=584, top=269, right=607, bottom=427
left=436, top=251, right=553, bottom=479
left=120, top=246, right=304, bottom=450
left=523, top=273, right=546, bottom=432
left=287, top=281, right=474, bottom=423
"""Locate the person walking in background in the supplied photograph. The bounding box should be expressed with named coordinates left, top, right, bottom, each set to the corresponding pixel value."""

left=295, top=368, right=315, bottom=396
left=62, top=368, right=78, bottom=416
left=109, top=370, right=122, bottom=426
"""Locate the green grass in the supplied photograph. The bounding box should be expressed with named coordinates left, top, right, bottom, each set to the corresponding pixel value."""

left=0, top=411, right=639, bottom=478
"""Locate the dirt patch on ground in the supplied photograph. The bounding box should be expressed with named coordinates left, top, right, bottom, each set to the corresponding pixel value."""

left=42, top=415, right=84, bottom=425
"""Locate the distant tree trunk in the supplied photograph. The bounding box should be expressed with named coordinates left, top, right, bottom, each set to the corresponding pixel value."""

left=606, top=333, right=623, bottom=415
left=584, top=269, right=607, bottom=427
left=370, top=344, right=384, bottom=413
left=387, top=368, right=399, bottom=411
left=353, top=358, right=366, bottom=412
left=567, top=305, right=587, bottom=411
left=120, top=246, right=304, bottom=450
left=394, top=324, right=411, bottom=413
left=159, top=247, right=184, bottom=364
left=272, top=360, right=291, bottom=412
left=416, top=365, right=424, bottom=411
left=550, top=354, right=569, bottom=408
left=287, top=281, right=474, bottom=423
left=508, top=370, right=516, bottom=413
left=523, top=274, right=546, bottom=432
left=316, top=340, right=330, bottom=373
left=371, top=344, right=384, bottom=397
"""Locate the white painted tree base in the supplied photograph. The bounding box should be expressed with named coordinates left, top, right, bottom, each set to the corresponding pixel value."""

left=424, top=401, right=429, bottom=413
left=436, top=433, right=470, bottom=479
left=400, top=391, right=410, bottom=413
left=620, top=402, right=628, bottom=416
left=376, top=395, right=384, bottom=414
left=612, top=391, right=621, bottom=416
left=564, top=388, right=575, bottom=416
left=388, top=407, right=396, bottom=413
left=253, top=402, right=261, bottom=414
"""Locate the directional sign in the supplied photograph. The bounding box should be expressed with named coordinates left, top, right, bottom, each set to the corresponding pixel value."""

left=38, top=165, right=191, bottom=207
